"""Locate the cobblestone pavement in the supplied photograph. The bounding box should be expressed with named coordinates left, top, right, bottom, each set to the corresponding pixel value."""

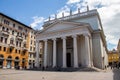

left=0, top=69, right=120, bottom=80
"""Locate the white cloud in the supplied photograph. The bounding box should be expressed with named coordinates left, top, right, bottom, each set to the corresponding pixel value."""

left=30, top=16, right=45, bottom=29
left=30, top=0, right=120, bottom=50
left=65, top=0, right=120, bottom=50
left=67, top=0, right=81, bottom=4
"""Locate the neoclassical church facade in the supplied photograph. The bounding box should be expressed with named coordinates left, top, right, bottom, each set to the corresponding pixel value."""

left=35, top=9, right=108, bottom=69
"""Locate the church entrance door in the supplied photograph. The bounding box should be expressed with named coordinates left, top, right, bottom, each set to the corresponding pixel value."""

left=66, top=53, right=71, bottom=67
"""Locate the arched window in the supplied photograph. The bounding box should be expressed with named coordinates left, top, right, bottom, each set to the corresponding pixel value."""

left=8, top=56, right=12, bottom=59
left=15, top=57, right=19, bottom=60
left=0, top=54, right=4, bottom=59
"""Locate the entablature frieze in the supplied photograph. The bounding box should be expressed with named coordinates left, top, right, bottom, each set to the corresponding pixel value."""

left=37, top=27, right=91, bottom=41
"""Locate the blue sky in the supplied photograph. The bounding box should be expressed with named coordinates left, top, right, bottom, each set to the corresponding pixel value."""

left=0, top=0, right=67, bottom=25
left=0, top=0, right=120, bottom=50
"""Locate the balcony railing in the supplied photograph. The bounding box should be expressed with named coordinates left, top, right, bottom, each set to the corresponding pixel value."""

left=44, top=9, right=98, bottom=26
left=16, top=35, right=23, bottom=40
left=9, top=43, right=15, bottom=48
left=1, top=30, right=9, bottom=36
left=22, top=46, right=28, bottom=51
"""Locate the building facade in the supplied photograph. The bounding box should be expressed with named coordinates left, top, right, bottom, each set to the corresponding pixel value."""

left=0, top=13, right=35, bottom=69
left=28, top=30, right=36, bottom=69
left=108, top=49, right=119, bottom=66
left=36, top=9, right=108, bottom=69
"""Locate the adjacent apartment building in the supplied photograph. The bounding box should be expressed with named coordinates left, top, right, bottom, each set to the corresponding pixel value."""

left=0, top=13, right=36, bottom=69
left=108, top=49, right=119, bottom=66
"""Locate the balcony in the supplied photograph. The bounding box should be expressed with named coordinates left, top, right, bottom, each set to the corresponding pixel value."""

left=9, top=43, right=15, bottom=48
left=1, top=30, right=9, bottom=36
left=22, top=46, right=28, bottom=51
left=16, top=35, right=23, bottom=41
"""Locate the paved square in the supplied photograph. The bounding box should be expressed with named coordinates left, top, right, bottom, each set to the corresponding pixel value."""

left=0, top=69, right=119, bottom=80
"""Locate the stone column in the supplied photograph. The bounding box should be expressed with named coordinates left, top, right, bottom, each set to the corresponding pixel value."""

left=90, top=36, right=93, bottom=67
left=35, top=40, right=40, bottom=68
left=62, top=37, right=67, bottom=68
left=44, top=39, right=48, bottom=68
left=72, top=35, right=78, bottom=68
left=52, top=38, right=57, bottom=68
left=84, top=34, right=91, bottom=67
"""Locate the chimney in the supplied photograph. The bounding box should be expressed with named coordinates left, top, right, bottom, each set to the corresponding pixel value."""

left=62, top=12, right=64, bottom=17
left=78, top=8, right=80, bottom=13
left=70, top=9, right=72, bottom=15
left=87, top=5, right=89, bottom=11
left=49, top=16, right=50, bottom=21
left=55, top=14, right=57, bottom=19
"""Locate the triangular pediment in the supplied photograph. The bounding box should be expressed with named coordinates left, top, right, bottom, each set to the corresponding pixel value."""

left=41, top=20, right=89, bottom=33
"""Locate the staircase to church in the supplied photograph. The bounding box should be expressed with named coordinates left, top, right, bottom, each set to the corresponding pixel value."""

left=27, top=67, right=102, bottom=72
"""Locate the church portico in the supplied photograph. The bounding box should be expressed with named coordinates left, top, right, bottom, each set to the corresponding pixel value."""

left=36, top=32, right=92, bottom=69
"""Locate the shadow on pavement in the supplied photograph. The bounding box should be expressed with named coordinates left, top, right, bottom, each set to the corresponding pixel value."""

left=113, top=69, right=120, bottom=80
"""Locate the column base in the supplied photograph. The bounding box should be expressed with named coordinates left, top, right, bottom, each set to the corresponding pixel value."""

left=62, top=66, right=67, bottom=68
left=86, top=64, right=91, bottom=68
left=52, top=65, right=56, bottom=68
left=12, top=67, right=14, bottom=69
left=20, top=67, right=22, bottom=70
left=74, top=66, right=79, bottom=68
left=3, top=66, right=6, bottom=69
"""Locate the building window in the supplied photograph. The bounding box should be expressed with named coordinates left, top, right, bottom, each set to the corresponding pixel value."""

left=2, top=27, right=5, bottom=31
left=19, top=42, right=21, bottom=47
left=6, top=28, right=9, bottom=32
left=33, top=47, right=35, bottom=51
left=17, top=32, right=19, bottom=36
left=25, top=29, right=27, bottom=33
left=5, top=38, right=7, bottom=44
left=10, top=39, right=14, bottom=44
left=4, top=19, right=10, bottom=25
left=0, top=46, right=1, bottom=50
left=13, top=24, right=15, bottom=27
left=12, top=30, right=14, bottom=35
left=16, top=41, right=18, bottom=47
left=10, top=48, right=12, bottom=53
left=3, top=47, right=6, bottom=51
left=15, top=49, right=17, bottom=53
left=31, top=41, right=32, bottom=45
left=0, top=37, right=3, bottom=42
left=30, top=47, right=32, bottom=51
left=39, top=54, right=42, bottom=58
left=19, top=50, right=20, bottom=54
left=18, top=26, right=23, bottom=30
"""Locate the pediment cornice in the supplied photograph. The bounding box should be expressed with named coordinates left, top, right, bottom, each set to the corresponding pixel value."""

left=41, top=20, right=91, bottom=33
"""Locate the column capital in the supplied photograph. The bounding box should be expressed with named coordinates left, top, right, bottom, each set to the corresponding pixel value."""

left=83, top=33, right=89, bottom=37
left=83, top=33, right=91, bottom=38
left=61, top=36, right=66, bottom=39
left=52, top=38, right=56, bottom=41
left=72, top=35, right=77, bottom=38
left=43, top=39, right=48, bottom=42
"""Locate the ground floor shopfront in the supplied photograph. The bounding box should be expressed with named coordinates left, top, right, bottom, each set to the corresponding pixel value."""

left=0, top=47, right=28, bottom=69
left=0, top=55, right=28, bottom=69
